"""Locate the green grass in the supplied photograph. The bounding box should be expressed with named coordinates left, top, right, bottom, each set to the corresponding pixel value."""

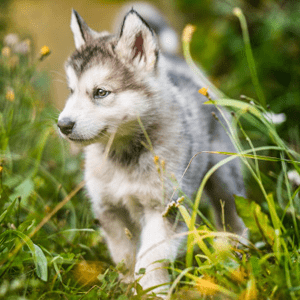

left=0, top=40, right=128, bottom=299
left=1, top=7, right=300, bottom=299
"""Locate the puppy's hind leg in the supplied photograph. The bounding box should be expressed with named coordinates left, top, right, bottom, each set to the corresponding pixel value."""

left=205, top=160, right=247, bottom=237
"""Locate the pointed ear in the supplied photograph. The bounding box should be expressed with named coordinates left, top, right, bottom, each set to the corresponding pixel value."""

left=71, top=9, right=109, bottom=49
left=115, top=10, right=159, bottom=72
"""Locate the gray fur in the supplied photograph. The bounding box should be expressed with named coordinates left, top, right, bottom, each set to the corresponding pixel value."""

left=58, top=7, right=246, bottom=296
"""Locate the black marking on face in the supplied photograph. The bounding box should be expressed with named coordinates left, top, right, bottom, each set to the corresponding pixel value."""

left=108, top=124, right=158, bottom=167
left=108, top=133, right=146, bottom=166
left=69, top=44, right=106, bottom=75
left=66, top=38, right=158, bottom=113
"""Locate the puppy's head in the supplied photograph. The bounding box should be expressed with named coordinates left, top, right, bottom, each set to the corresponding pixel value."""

left=57, top=9, right=160, bottom=145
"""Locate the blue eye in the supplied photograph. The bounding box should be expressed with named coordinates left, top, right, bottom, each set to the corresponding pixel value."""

left=93, top=88, right=111, bottom=99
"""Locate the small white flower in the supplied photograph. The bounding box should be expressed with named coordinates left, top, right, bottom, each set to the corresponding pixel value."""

left=4, top=33, right=19, bottom=47
left=263, top=112, right=286, bottom=124
left=14, top=39, right=30, bottom=54
left=288, top=170, right=300, bottom=186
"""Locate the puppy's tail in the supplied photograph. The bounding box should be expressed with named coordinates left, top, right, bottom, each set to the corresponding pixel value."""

left=113, top=2, right=179, bottom=55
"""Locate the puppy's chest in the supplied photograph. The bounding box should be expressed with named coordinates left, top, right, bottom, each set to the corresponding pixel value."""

left=84, top=151, right=164, bottom=209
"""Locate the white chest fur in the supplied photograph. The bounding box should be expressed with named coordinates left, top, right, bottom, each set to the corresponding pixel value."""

left=84, top=144, right=166, bottom=218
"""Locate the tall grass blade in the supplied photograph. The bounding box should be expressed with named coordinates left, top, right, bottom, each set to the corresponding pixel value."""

left=233, top=8, right=266, bottom=108
left=204, top=99, right=263, bottom=118
left=178, top=204, right=214, bottom=265
left=182, top=25, right=224, bottom=99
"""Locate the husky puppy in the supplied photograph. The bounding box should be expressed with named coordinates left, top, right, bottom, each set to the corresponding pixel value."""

left=58, top=6, right=246, bottom=295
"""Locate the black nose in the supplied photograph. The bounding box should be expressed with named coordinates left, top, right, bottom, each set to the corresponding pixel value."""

left=57, top=118, right=75, bottom=135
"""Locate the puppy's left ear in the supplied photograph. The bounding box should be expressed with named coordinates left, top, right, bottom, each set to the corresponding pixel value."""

left=115, top=10, right=159, bottom=72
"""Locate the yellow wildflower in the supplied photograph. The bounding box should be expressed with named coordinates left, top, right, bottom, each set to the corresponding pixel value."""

left=1, top=46, right=11, bottom=57
left=40, top=45, right=50, bottom=56
left=73, top=260, right=104, bottom=285
left=44, top=205, right=51, bottom=214
left=195, top=276, right=219, bottom=296
left=182, top=24, right=196, bottom=43
left=198, top=87, right=209, bottom=97
left=40, top=46, right=50, bottom=56
left=39, top=45, right=51, bottom=60
left=0, top=166, right=3, bottom=173
left=6, top=89, right=15, bottom=102
left=230, top=266, right=248, bottom=283
left=154, top=155, right=159, bottom=164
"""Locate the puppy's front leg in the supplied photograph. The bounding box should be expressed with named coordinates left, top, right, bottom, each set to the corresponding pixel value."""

left=135, top=211, right=178, bottom=294
left=98, top=207, right=138, bottom=282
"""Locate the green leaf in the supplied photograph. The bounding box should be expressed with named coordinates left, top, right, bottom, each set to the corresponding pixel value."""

left=33, top=244, right=48, bottom=281
left=9, top=178, right=34, bottom=203
left=137, top=267, right=146, bottom=275
left=250, top=256, right=261, bottom=277
left=117, top=295, right=129, bottom=300
left=0, top=230, right=48, bottom=281
left=135, top=282, right=144, bottom=295
left=0, top=198, right=17, bottom=224
left=17, top=217, right=36, bottom=233
left=234, top=196, right=275, bottom=244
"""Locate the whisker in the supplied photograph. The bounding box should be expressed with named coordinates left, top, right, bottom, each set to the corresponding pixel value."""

left=53, top=79, right=67, bottom=84
left=49, top=70, right=66, bottom=79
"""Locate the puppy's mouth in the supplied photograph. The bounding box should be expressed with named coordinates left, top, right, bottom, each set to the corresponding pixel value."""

left=68, top=127, right=108, bottom=144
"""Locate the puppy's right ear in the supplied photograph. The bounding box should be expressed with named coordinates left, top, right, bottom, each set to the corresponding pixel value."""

left=71, top=9, right=109, bottom=49
left=115, top=10, right=159, bottom=72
